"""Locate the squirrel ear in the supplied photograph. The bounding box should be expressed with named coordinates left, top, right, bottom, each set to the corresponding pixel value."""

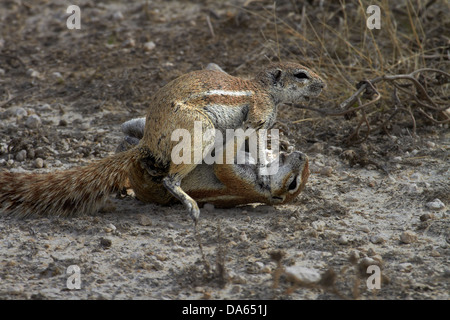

left=270, top=68, right=283, bottom=85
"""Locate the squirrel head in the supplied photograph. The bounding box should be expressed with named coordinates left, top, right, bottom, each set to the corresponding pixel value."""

left=256, top=62, right=325, bottom=105
left=263, top=150, right=309, bottom=205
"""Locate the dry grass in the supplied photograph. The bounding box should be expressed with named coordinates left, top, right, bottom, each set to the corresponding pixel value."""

left=240, top=0, right=449, bottom=142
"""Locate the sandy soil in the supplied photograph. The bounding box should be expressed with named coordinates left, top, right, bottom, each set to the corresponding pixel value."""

left=0, top=0, right=448, bottom=300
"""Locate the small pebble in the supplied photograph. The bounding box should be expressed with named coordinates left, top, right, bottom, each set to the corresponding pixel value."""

left=285, top=266, right=321, bottom=284
left=308, top=142, right=324, bottom=153
left=261, top=266, right=271, bottom=273
left=230, top=285, right=241, bottom=294
left=400, top=230, right=417, bottom=244
left=425, top=199, right=445, bottom=210
left=203, top=203, right=215, bottom=212
left=311, top=220, right=326, bottom=231
left=430, top=250, right=440, bottom=257
left=27, top=68, right=42, bottom=79
left=398, top=262, right=413, bottom=272
left=410, top=172, right=422, bottom=181
left=425, top=141, right=435, bottom=148
left=348, top=250, right=360, bottom=263
left=100, top=237, right=112, bottom=248
left=260, top=240, right=269, bottom=249
left=112, top=11, right=124, bottom=21
left=255, top=261, right=264, bottom=270
left=320, top=166, right=333, bottom=176
left=345, top=196, right=359, bottom=202
left=337, top=235, right=349, bottom=245
left=368, top=180, right=377, bottom=188
left=359, top=257, right=379, bottom=269
left=143, top=41, right=156, bottom=51
left=80, top=123, right=90, bottom=130
left=138, top=214, right=152, bottom=226
left=122, top=38, right=135, bottom=48
left=15, top=150, right=27, bottom=162
left=370, top=234, right=386, bottom=244
left=13, top=107, right=27, bottom=118
left=25, top=114, right=41, bottom=129
left=35, top=158, right=44, bottom=168
left=420, top=213, right=433, bottom=221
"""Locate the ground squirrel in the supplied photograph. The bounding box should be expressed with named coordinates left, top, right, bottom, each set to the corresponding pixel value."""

left=117, top=117, right=309, bottom=208
left=0, top=62, right=324, bottom=221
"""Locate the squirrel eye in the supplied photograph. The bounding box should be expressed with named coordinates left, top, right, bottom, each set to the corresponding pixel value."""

left=288, top=176, right=298, bottom=191
left=294, top=72, right=309, bottom=80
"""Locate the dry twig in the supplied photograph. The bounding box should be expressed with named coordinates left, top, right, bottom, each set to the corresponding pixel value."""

left=294, top=68, right=449, bottom=144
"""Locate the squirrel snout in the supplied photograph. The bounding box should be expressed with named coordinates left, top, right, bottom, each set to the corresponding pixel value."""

left=310, top=79, right=326, bottom=93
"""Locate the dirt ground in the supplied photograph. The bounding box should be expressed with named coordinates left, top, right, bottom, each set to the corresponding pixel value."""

left=0, top=1, right=448, bottom=300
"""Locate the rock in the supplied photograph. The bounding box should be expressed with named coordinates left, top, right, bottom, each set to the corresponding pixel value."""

left=425, top=141, right=435, bottom=148
left=320, top=166, right=333, bottom=176
left=3, top=107, right=27, bottom=119
left=359, top=257, right=381, bottom=271
left=35, top=158, right=44, bottom=168
left=203, top=203, right=215, bottom=212
left=311, top=220, right=326, bottom=231
left=285, top=266, right=321, bottom=284
left=398, top=262, right=413, bottom=272
left=308, top=142, right=324, bottom=153
left=52, top=72, right=63, bottom=80
left=112, top=11, right=124, bottom=21
left=255, top=261, right=264, bottom=270
left=370, top=234, right=386, bottom=244
left=15, top=150, right=27, bottom=162
left=430, top=250, right=440, bottom=257
left=122, top=38, right=135, bottom=48
left=337, top=235, right=349, bottom=245
left=425, top=199, right=445, bottom=210
left=348, top=250, right=360, bottom=263
left=420, top=213, right=434, bottom=221
left=25, top=114, right=41, bottom=129
left=344, top=196, right=359, bottom=202
left=138, top=214, right=152, bottom=226
left=99, top=237, right=112, bottom=248
left=143, top=41, right=156, bottom=51
left=239, top=232, right=248, bottom=242
left=27, top=68, right=42, bottom=79
left=400, top=230, right=417, bottom=244
left=410, top=172, right=422, bottom=181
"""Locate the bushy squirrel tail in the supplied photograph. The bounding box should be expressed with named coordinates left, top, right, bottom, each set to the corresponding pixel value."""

left=0, top=148, right=138, bottom=217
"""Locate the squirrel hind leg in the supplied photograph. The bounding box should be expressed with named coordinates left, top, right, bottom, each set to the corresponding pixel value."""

left=162, top=174, right=200, bottom=223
